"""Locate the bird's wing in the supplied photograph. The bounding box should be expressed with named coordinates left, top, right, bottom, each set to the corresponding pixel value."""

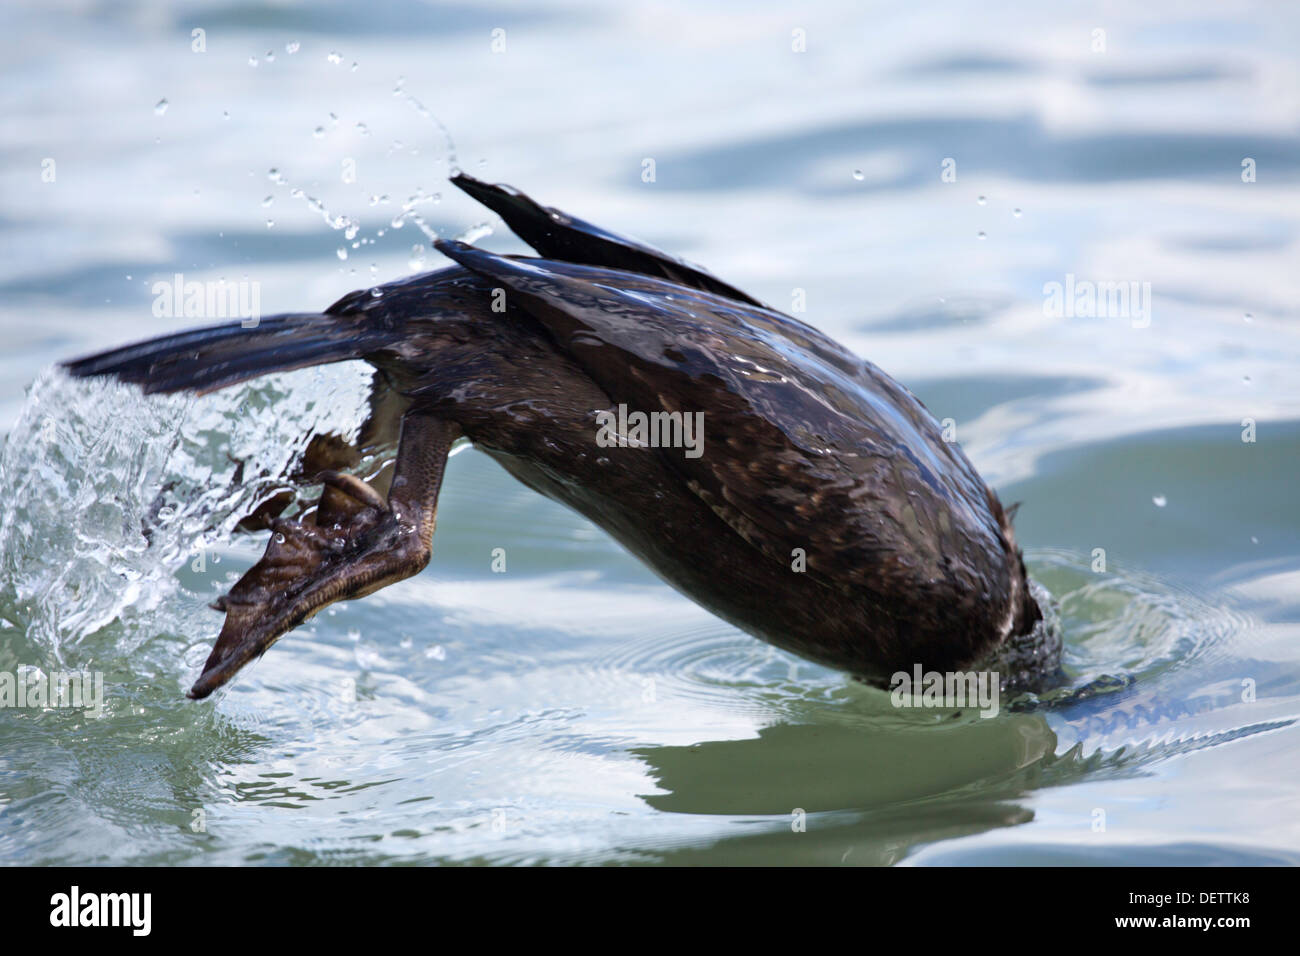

left=451, top=173, right=765, bottom=307
left=436, top=240, right=1008, bottom=596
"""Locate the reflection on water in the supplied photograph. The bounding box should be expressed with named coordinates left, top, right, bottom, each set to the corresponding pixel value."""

left=1, top=0, right=1299, bottom=865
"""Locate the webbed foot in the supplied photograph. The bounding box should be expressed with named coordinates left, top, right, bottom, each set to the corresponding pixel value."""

left=188, top=410, right=458, bottom=698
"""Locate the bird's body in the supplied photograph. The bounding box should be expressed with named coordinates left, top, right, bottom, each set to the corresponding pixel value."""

left=63, top=174, right=1049, bottom=698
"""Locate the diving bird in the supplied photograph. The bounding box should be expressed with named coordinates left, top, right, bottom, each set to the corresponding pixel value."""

left=62, top=173, right=1051, bottom=699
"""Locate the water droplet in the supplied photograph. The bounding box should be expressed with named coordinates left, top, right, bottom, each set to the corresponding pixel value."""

left=355, top=122, right=369, bottom=136
left=1251, top=535, right=1259, bottom=544
left=222, top=110, right=230, bottom=120
left=327, top=51, right=342, bottom=64
left=286, top=41, right=300, bottom=54
left=369, top=287, right=383, bottom=298
left=977, top=195, right=987, bottom=205
left=265, top=50, right=275, bottom=62
left=458, top=222, right=494, bottom=244
left=265, top=219, right=274, bottom=229
left=154, top=98, right=169, bottom=115
left=1152, top=495, right=1167, bottom=508
left=261, top=196, right=273, bottom=207
left=977, top=231, right=987, bottom=240
left=1012, top=208, right=1022, bottom=217
left=350, top=62, right=359, bottom=72
left=425, top=644, right=446, bottom=661
left=852, top=169, right=864, bottom=181
left=248, top=56, right=259, bottom=67
left=1243, top=374, right=1252, bottom=384
left=1244, top=312, right=1253, bottom=323
left=336, top=247, right=348, bottom=260
left=313, top=126, right=325, bottom=138
left=409, top=245, right=427, bottom=270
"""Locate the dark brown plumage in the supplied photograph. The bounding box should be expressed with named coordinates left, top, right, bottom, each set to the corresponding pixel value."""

left=61, top=173, right=1048, bottom=698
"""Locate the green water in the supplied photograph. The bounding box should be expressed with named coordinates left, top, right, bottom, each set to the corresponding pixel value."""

left=1, top=0, right=1299, bottom=865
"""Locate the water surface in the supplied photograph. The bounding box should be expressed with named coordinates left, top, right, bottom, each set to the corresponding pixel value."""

left=1, top=0, right=1298, bottom=865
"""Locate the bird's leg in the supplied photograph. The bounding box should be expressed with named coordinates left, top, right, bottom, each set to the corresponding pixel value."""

left=236, top=371, right=411, bottom=531
left=188, top=406, right=460, bottom=699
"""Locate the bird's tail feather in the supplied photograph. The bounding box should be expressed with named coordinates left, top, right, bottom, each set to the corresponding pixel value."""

left=60, top=313, right=394, bottom=395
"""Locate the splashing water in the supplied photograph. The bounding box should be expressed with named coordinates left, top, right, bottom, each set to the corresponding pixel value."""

left=392, top=77, right=459, bottom=172
left=269, top=175, right=360, bottom=239
left=456, top=221, right=494, bottom=244
left=0, top=363, right=376, bottom=672
left=389, top=189, right=442, bottom=241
